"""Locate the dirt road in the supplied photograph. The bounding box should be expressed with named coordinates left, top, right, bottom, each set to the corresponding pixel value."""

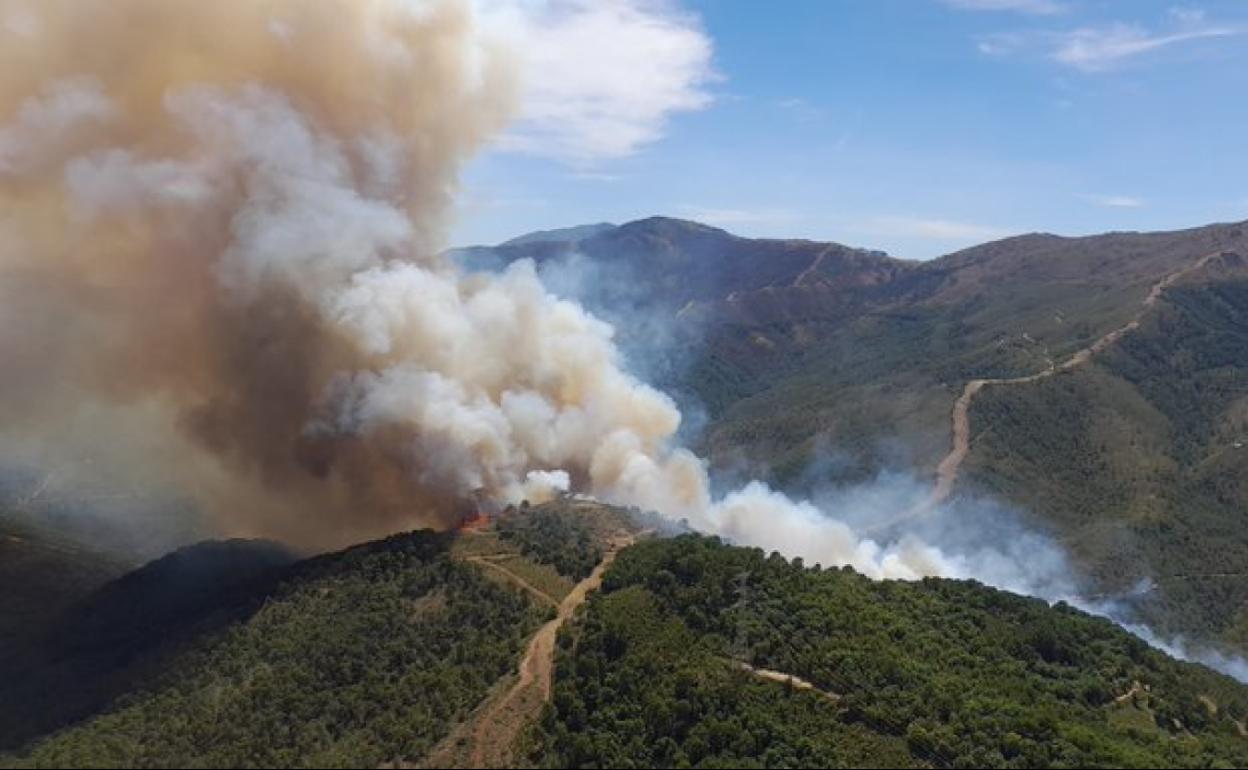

left=464, top=556, right=560, bottom=608
left=793, top=244, right=835, bottom=287
left=913, top=251, right=1223, bottom=519
left=461, top=532, right=635, bottom=768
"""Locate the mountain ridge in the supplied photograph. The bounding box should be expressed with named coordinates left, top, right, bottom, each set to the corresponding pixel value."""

left=6, top=505, right=1248, bottom=768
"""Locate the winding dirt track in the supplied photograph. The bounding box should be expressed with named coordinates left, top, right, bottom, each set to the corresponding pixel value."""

left=792, top=244, right=835, bottom=287
left=464, top=532, right=635, bottom=768
left=464, top=556, right=560, bottom=608
left=912, top=251, right=1223, bottom=520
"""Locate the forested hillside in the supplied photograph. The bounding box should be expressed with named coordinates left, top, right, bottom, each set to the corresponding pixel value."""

left=0, top=501, right=644, bottom=769
left=1, top=532, right=548, bottom=768
left=533, top=535, right=1248, bottom=769
left=965, top=277, right=1248, bottom=650
left=5, top=507, right=1248, bottom=768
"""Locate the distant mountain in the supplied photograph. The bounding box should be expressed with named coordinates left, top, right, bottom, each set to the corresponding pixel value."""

left=6, top=507, right=1248, bottom=768
left=464, top=216, right=1248, bottom=655
left=458, top=216, right=909, bottom=314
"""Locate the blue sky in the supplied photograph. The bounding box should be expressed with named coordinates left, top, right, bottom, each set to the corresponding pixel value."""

left=453, top=0, right=1248, bottom=259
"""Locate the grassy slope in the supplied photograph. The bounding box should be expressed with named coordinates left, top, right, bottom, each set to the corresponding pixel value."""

left=686, top=227, right=1248, bottom=659
left=0, top=537, right=300, bottom=749
left=533, top=535, right=1248, bottom=769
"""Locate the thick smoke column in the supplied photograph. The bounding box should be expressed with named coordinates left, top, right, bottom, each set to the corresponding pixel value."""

left=0, top=0, right=520, bottom=545
left=0, top=0, right=958, bottom=577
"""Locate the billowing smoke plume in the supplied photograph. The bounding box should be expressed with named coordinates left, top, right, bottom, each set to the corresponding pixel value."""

left=0, top=0, right=992, bottom=581
left=2, top=0, right=1246, bottom=681
left=0, top=0, right=528, bottom=546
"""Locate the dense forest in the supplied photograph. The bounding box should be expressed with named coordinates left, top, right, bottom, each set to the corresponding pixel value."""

left=498, top=503, right=604, bottom=580
left=2, top=532, right=548, bottom=768
left=8, top=511, right=1248, bottom=768
left=532, top=535, right=1248, bottom=768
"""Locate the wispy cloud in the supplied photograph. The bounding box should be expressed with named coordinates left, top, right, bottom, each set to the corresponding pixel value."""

left=1053, top=20, right=1241, bottom=72
left=677, top=205, right=802, bottom=227
left=973, top=9, right=1244, bottom=72
left=977, top=32, right=1029, bottom=56
left=773, top=97, right=829, bottom=125
left=941, top=0, right=1066, bottom=15
left=855, top=215, right=1015, bottom=242
left=483, top=0, right=717, bottom=163
left=1169, top=6, right=1208, bottom=26
left=1082, top=193, right=1144, bottom=208
left=566, top=171, right=624, bottom=183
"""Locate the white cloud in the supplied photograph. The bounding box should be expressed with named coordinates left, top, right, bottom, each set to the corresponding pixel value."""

left=677, top=205, right=802, bottom=227
left=481, top=0, right=716, bottom=164
left=973, top=9, right=1244, bottom=71
left=857, top=215, right=1015, bottom=242
left=1053, top=21, right=1240, bottom=72
left=941, top=0, right=1066, bottom=15
left=1082, top=194, right=1144, bottom=208
left=977, top=32, right=1028, bottom=56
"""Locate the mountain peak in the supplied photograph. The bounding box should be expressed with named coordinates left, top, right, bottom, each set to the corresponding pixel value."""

left=616, top=215, right=732, bottom=237
left=500, top=222, right=617, bottom=248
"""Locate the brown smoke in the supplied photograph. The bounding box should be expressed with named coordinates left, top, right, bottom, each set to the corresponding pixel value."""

left=0, top=0, right=1012, bottom=588
left=0, top=0, right=519, bottom=547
